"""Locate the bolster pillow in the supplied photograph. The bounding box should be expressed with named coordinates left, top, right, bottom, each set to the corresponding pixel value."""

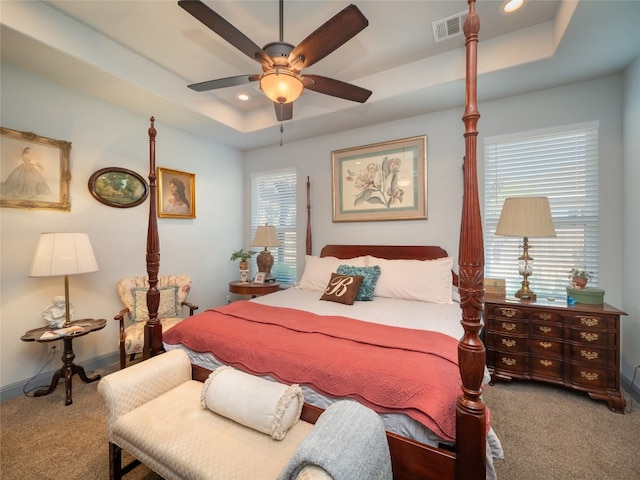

left=200, top=366, right=303, bottom=440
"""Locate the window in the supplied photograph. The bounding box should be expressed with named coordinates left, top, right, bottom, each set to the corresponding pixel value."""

left=484, top=122, right=599, bottom=299
left=251, top=168, right=297, bottom=284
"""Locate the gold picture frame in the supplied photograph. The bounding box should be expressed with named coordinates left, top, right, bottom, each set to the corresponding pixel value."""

left=157, top=167, right=195, bottom=219
left=0, top=127, right=71, bottom=211
left=331, top=135, right=427, bottom=222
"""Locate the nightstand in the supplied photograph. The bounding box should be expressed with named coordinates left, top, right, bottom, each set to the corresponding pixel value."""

left=21, top=318, right=106, bottom=406
left=484, top=294, right=626, bottom=413
left=228, top=281, right=280, bottom=298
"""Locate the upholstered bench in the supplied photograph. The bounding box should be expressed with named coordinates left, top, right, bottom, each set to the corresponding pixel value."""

left=98, top=349, right=392, bottom=480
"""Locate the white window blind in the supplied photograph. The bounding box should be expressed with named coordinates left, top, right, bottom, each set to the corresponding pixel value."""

left=251, top=168, right=297, bottom=284
left=484, top=122, right=599, bottom=299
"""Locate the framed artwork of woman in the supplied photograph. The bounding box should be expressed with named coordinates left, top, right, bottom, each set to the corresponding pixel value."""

left=157, top=167, right=196, bottom=219
left=0, top=127, right=71, bottom=211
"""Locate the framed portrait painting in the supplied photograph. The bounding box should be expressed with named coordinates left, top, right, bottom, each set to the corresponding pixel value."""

left=332, top=135, right=427, bottom=222
left=0, top=127, right=72, bottom=211
left=157, top=167, right=196, bottom=219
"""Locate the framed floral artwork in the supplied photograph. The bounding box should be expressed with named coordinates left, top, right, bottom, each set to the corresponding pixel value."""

left=331, top=135, right=427, bottom=222
left=88, top=167, right=148, bottom=208
left=0, top=127, right=71, bottom=211
left=157, top=167, right=195, bottom=219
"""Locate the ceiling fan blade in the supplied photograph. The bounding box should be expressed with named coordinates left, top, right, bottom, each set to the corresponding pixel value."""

left=275, top=102, right=293, bottom=121
left=187, top=74, right=260, bottom=92
left=287, top=4, right=368, bottom=71
left=302, top=75, right=372, bottom=103
left=178, top=0, right=272, bottom=69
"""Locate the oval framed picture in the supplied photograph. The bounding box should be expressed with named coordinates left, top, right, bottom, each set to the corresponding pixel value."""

left=88, top=167, right=148, bottom=208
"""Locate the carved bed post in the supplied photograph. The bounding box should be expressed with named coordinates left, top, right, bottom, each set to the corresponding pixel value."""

left=144, top=116, right=163, bottom=360
left=456, top=1, right=486, bottom=479
left=306, top=176, right=312, bottom=256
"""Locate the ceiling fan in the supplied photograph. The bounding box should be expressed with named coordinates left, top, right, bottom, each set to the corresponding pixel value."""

left=178, top=0, right=373, bottom=122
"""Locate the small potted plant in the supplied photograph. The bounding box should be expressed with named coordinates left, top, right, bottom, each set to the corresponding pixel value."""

left=569, top=268, right=593, bottom=289
left=230, top=249, right=257, bottom=282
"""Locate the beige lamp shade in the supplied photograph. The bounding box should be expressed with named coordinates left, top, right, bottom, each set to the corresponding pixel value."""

left=495, top=197, right=556, bottom=238
left=30, top=233, right=99, bottom=277
left=251, top=225, right=282, bottom=249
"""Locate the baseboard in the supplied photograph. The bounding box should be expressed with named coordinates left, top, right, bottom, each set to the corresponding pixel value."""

left=0, top=352, right=119, bottom=403
left=621, top=368, right=640, bottom=404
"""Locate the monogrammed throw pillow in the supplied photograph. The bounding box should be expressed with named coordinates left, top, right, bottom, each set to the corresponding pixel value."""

left=320, top=273, right=364, bottom=305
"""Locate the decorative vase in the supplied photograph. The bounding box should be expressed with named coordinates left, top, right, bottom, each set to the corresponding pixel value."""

left=572, top=277, right=588, bottom=289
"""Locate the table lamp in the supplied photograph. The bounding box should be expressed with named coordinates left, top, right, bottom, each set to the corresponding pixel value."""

left=250, top=225, right=281, bottom=283
left=495, top=197, right=556, bottom=301
left=29, top=233, right=99, bottom=327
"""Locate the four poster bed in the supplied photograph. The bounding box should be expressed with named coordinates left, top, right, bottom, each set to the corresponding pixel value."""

left=140, top=1, right=492, bottom=479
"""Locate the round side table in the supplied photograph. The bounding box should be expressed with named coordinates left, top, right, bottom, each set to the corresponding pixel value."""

left=228, top=281, right=280, bottom=298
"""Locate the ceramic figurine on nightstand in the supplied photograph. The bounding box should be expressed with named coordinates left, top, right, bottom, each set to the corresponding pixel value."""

left=42, top=295, right=74, bottom=328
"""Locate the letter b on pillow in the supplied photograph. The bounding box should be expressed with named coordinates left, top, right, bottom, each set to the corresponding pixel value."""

left=201, top=366, right=303, bottom=440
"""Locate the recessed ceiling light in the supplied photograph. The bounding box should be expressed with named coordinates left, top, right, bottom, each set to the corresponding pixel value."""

left=237, top=93, right=250, bottom=101
left=502, top=0, right=525, bottom=14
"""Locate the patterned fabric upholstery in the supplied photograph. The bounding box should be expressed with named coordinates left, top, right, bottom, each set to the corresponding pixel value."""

left=98, top=350, right=333, bottom=480
left=116, top=275, right=192, bottom=356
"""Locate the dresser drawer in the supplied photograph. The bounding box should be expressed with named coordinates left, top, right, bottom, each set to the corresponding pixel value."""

left=486, top=334, right=526, bottom=352
left=570, top=364, right=616, bottom=389
left=529, top=322, right=563, bottom=339
left=486, top=317, right=526, bottom=334
left=530, top=355, right=564, bottom=378
left=569, top=345, right=616, bottom=366
left=529, top=338, right=563, bottom=357
left=567, top=314, right=616, bottom=330
left=568, top=328, right=615, bottom=347
left=487, top=305, right=525, bottom=319
left=492, top=351, right=528, bottom=375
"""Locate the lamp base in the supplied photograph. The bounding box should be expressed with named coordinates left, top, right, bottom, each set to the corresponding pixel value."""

left=256, top=249, right=275, bottom=283
left=515, top=289, right=536, bottom=301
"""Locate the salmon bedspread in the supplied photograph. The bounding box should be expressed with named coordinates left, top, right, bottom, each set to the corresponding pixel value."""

left=163, top=300, right=462, bottom=441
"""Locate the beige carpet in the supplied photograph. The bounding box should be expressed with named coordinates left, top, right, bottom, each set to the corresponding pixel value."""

left=1, top=360, right=639, bottom=479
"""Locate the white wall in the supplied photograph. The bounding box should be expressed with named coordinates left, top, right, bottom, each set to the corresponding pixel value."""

left=0, top=63, right=244, bottom=392
left=622, top=57, right=640, bottom=383
left=245, top=74, right=637, bottom=385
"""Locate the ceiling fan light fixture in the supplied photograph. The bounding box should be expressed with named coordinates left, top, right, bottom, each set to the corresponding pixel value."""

left=260, top=69, right=303, bottom=104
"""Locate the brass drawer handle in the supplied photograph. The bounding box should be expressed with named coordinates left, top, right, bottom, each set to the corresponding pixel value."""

left=580, top=317, right=599, bottom=327
left=539, top=341, right=552, bottom=349
left=539, top=313, right=552, bottom=321
left=501, top=357, right=517, bottom=366
left=581, top=332, right=599, bottom=342
left=502, top=322, right=516, bottom=331
left=502, top=339, right=516, bottom=348
left=502, top=309, right=517, bottom=318
left=540, top=360, right=553, bottom=367
left=581, top=350, right=599, bottom=360
left=539, top=326, right=552, bottom=334
left=581, top=371, right=599, bottom=381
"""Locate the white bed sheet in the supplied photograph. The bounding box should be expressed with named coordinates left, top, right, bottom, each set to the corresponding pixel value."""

left=164, top=287, right=502, bottom=478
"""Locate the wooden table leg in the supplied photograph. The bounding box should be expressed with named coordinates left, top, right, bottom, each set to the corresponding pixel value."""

left=33, top=336, right=101, bottom=406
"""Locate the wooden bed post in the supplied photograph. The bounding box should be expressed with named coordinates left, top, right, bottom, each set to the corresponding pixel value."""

left=306, top=176, right=312, bottom=256
left=456, top=1, right=486, bottom=479
left=144, top=116, right=163, bottom=360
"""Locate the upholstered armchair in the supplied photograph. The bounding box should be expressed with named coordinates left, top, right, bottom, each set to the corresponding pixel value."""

left=115, top=274, right=198, bottom=368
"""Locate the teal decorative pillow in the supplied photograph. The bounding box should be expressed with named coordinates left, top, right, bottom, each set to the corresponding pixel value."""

left=131, top=285, right=179, bottom=322
left=336, top=265, right=381, bottom=301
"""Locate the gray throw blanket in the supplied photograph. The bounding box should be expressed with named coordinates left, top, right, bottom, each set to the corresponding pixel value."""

left=277, top=401, right=392, bottom=480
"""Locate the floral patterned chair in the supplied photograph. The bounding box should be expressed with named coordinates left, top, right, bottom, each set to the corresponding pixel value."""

left=115, top=274, right=198, bottom=368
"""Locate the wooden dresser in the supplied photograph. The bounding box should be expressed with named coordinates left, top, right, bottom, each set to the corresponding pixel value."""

left=485, top=293, right=626, bottom=413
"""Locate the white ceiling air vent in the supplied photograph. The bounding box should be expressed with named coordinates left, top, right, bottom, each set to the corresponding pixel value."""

left=432, top=11, right=468, bottom=42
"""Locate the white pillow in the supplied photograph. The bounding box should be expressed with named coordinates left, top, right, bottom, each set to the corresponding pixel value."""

left=200, top=366, right=303, bottom=440
left=369, top=256, right=454, bottom=304
left=298, top=255, right=367, bottom=291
